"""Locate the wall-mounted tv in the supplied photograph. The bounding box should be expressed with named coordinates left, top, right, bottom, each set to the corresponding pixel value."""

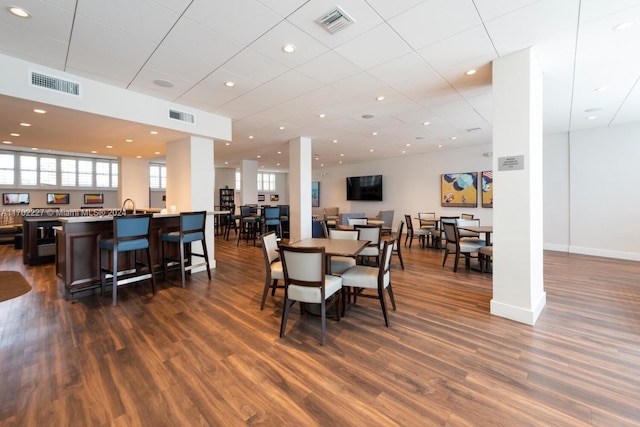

left=346, top=175, right=383, bottom=201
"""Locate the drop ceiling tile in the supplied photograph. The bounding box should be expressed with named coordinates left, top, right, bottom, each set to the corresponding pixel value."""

left=257, top=0, right=309, bottom=17
left=417, top=25, right=497, bottom=70
left=368, top=53, right=435, bottom=86
left=473, top=0, right=541, bottom=21
left=222, top=48, right=289, bottom=85
left=390, top=0, right=482, bottom=50
left=296, top=51, right=363, bottom=85
left=0, top=26, right=68, bottom=69
left=334, top=23, right=414, bottom=70
left=184, top=0, right=283, bottom=46
left=286, top=0, right=384, bottom=49
left=329, top=72, right=387, bottom=98
left=364, top=0, right=427, bottom=19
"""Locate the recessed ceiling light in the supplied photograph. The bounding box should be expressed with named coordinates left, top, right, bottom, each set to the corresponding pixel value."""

left=20, top=122, right=31, bottom=127
left=10, top=133, right=19, bottom=137
left=333, top=140, right=338, bottom=143
left=405, top=143, right=411, bottom=147
left=315, top=157, right=319, bottom=160
left=279, top=126, right=285, bottom=130
left=31, top=147, right=38, bottom=150
left=224, top=81, right=235, bottom=87
left=257, top=155, right=261, bottom=158
left=125, top=139, right=133, bottom=142
left=376, top=96, right=385, bottom=101
left=249, top=135, right=254, bottom=139
left=402, top=150, right=406, bottom=154
left=320, top=164, right=324, bottom=167
left=150, top=130, right=158, bottom=135
left=276, top=163, right=280, bottom=166
left=451, top=136, right=457, bottom=140
left=319, top=113, right=326, bottom=118
left=369, top=149, right=374, bottom=152
left=438, top=144, right=443, bottom=148
left=614, top=21, right=634, bottom=31
left=225, top=161, right=229, bottom=165
left=225, top=142, right=230, bottom=146
left=465, top=69, right=477, bottom=76
left=372, top=132, right=378, bottom=136
left=587, top=115, right=597, bottom=120
left=153, top=79, right=174, bottom=88
left=277, top=151, right=282, bottom=154
left=282, top=43, right=296, bottom=53
left=339, top=161, right=343, bottom=164
left=423, top=121, right=431, bottom=126
left=136, top=156, right=142, bottom=159
left=106, top=145, right=113, bottom=149
left=2, top=140, right=12, bottom=144
left=91, top=150, right=97, bottom=153
left=33, top=109, right=46, bottom=114
left=8, top=7, right=30, bottom=18
left=154, top=151, right=160, bottom=155
left=340, top=153, right=344, bottom=157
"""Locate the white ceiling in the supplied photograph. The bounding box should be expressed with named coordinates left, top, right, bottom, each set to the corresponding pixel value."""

left=1, top=0, right=639, bottom=170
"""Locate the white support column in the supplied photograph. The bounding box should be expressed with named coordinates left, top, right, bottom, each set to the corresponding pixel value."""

left=240, top=160, right=258, bottom=206
left=289, top=137, right=312, bottom=242
left=491, top=48, right=546, bottom=325
left=118, top=157, right=150, bottom=208
left=166, top=136, right=216, bottom=269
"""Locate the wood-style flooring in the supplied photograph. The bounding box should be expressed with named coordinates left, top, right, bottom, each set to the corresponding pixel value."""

left=0, top=235, right=639, bottom=426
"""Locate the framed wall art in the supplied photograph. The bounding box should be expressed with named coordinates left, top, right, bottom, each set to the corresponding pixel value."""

left=83, top=193, right=104, bottom=204
left=3, top=193, right=29, bottom=205
left=441, top=172, right=477, bottom=207
left=47, top=193, right=70, bottom=205
left=311, top=181, right=320, bottom=207
left=481, top=171, right=493, bottom=208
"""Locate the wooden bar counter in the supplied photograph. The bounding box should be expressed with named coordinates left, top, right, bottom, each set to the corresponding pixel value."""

left=55, top=212, right=180, bottom=299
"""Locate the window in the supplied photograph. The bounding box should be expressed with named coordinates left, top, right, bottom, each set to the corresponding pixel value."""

left=39, top=157, right=56, bottom=186
left=149, top=163, right=166, bottom=189
left=0, top=154, right=14, bottom=185
left=235, top=170, right=241, bottom=191
left=257, top=172, right=275, bottom=192
left=95, top=161, right=110, bottom=187
left=60, top=158, right=76, bottom=186
left=78, top=160, right=93, bottom=187
left=20, top=155, right=37, bottom=186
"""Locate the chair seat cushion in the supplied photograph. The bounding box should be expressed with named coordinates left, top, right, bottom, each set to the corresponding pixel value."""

left=359, top=247, right=379, bottom=257
left=288, top=274, right=342, bottom=303
left=100, top=237, right=149, bottom=252
left=458, top=241, right=485, bottom=252
left=341, top=265, right=389, bottom=289
left=271, top=260, right=284, bottom=280
left=330, top=256, right=356, bottom=274
left=460, top=237, right=486, bottom=245
left=162, top=230, right=204, bottom=244
left=412, top=229, right=429, bottom=236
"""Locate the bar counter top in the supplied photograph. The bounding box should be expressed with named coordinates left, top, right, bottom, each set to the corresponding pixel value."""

left=58, top=212, right=179, bottom=223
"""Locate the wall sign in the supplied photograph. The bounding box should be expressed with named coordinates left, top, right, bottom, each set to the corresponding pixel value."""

left=498, top=155, right=524, bottom=171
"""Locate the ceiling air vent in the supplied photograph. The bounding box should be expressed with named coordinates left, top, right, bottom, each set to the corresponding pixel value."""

left=30, top=71, right=80, bottom=96
left=169, top=109, right=195, bottom=124
left=316, top=6, right=355, bottom=34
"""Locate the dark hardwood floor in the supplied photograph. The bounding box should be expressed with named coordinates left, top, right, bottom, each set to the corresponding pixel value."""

left=0, top=235, right=639, bottom=426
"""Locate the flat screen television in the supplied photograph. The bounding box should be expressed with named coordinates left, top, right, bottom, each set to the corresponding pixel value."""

left=346, top=175, right=383, bottom=201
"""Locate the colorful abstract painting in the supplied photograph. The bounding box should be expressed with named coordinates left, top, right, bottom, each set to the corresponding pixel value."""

left=481, top=171, right=493, bottom=208
left=440, top=172, right=477, bottom=207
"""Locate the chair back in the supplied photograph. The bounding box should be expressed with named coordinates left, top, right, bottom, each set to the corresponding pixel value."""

left=456, top=218, right=480, bottom=238
left=329, top=228, right=359, bottom=240
left=442, top=221, right=459, bottom=248
left=263, top=207, right=281, bottom=225
left=418, top=212, right=437, bottom=229
left=461, top=213, right=474, bottom=219
left=393, top=221, right=404, bottom=242
left=380, top=239, right=394, bottom=275
left=113, top=214, right=152, bottom=251
left=279, top=245, right=325, bottom=287
left=240, top=206, right=253, bottom=217
left=404, top=214, right=415, bottom=232
left=347, top=217, right=367, bottom=226
left=375, top=210, right=394, bottom=228
left=355, top=224, right=381, bottom=245
left=320, top=220, right=329, bottom=238
left=261, top=231, right=280, bottom=265
left=324, top=207, right=339, bottom=216
left=181, top=210, right=206, bottom=234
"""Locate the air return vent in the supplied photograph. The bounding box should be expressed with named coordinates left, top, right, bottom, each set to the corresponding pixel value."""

left=30, top=71, right=80, bottom=96
left=169, top=109, right=195, bottom=124
left=316, top=6, right=355, bottom=34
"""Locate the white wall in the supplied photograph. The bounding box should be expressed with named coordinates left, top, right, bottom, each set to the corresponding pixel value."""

left=543, top=132, right=570, bottom=251
left=569, top=123, right=640, bottom=260
left=313, top=144, right=494, bottom=230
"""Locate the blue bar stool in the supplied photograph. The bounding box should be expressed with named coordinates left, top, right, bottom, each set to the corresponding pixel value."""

left=161, top=211, right=211, bottom=287
left=99, top=214, right=156, bottom=306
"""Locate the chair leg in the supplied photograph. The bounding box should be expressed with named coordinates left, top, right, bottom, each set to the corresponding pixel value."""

left=146, top=247, right=156, bottom=295
left=112, top=248, right=118, bottom=307
left=179, top=239, right=186, bottom=288
left=387, top=283, right=397, bottom=311
left=442, top=249, right=449, bottom=267
left=379, top=287, right=390, bottom=327
left=201, top=238, right=211, bottom=281
left=396, top=247, right=404, bottom=270
left=320, top=299, right=326, bottom=346
left=279, top=298, right=294, bottom=338
left=260, top=275, right=273, bottom=310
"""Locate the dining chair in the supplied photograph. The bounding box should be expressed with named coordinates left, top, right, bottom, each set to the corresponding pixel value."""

left=323, top=207, right=340, bottom=226
left=441, top=221, right=484, bottom=272
left=259, top=231, right=284, bottom=309
left=320, top=220, right=329, bottom=238
left=478, top=245, right=493, bottom=273
left=381, top=221, right=404, bottom=270
left=237, top=206, right=260, bottom=246
left=432, top=216, right=459, bottom=249
left=347, top=217, right=367, bottom=226
left=328, top=228, right=360, bottom=274
left=99, top=214, right=156, bottom=306
left=355, top=224, right=381, bottom=266
left=403, top=214, right=429, bottom=248
left=418, top=212, right=438, bottom=246
left=341, top=239, right=396, bottom=326
left=262, top=206, right=282, bottom=238
left=455, top=218, right=485, bottom=244
left=461, top=213, right=475, bottom=219
left=161, top=211, right=211, bottom=288
left=279, top=245, right=343, bottom=346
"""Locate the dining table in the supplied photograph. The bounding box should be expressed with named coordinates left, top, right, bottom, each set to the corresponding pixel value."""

left=457, top=225, right=494, bottom=246
left=289, top=237, right=370, bottom=274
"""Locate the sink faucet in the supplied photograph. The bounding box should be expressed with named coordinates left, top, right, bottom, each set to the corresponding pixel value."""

left=122, top=198, right=136, bottom=214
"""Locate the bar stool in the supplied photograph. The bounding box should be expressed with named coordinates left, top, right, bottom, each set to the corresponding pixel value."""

left=99, top=214, right=156, bottom=306
left=262, top=206, right=282, bottom=238
left=161, top=211, right=211, bottom=287
left=237, top=206, right=260, bottom=246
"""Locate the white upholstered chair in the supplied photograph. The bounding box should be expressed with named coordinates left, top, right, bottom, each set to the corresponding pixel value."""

left=259, top=231, right=284, bottom=310
left=441, top=221, right=484, bottom=272
left=341, top=239, right=397, bottom=326
left=328, top=228, right=360, bottom=274
left=279, top=245, right=343, bottom=345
